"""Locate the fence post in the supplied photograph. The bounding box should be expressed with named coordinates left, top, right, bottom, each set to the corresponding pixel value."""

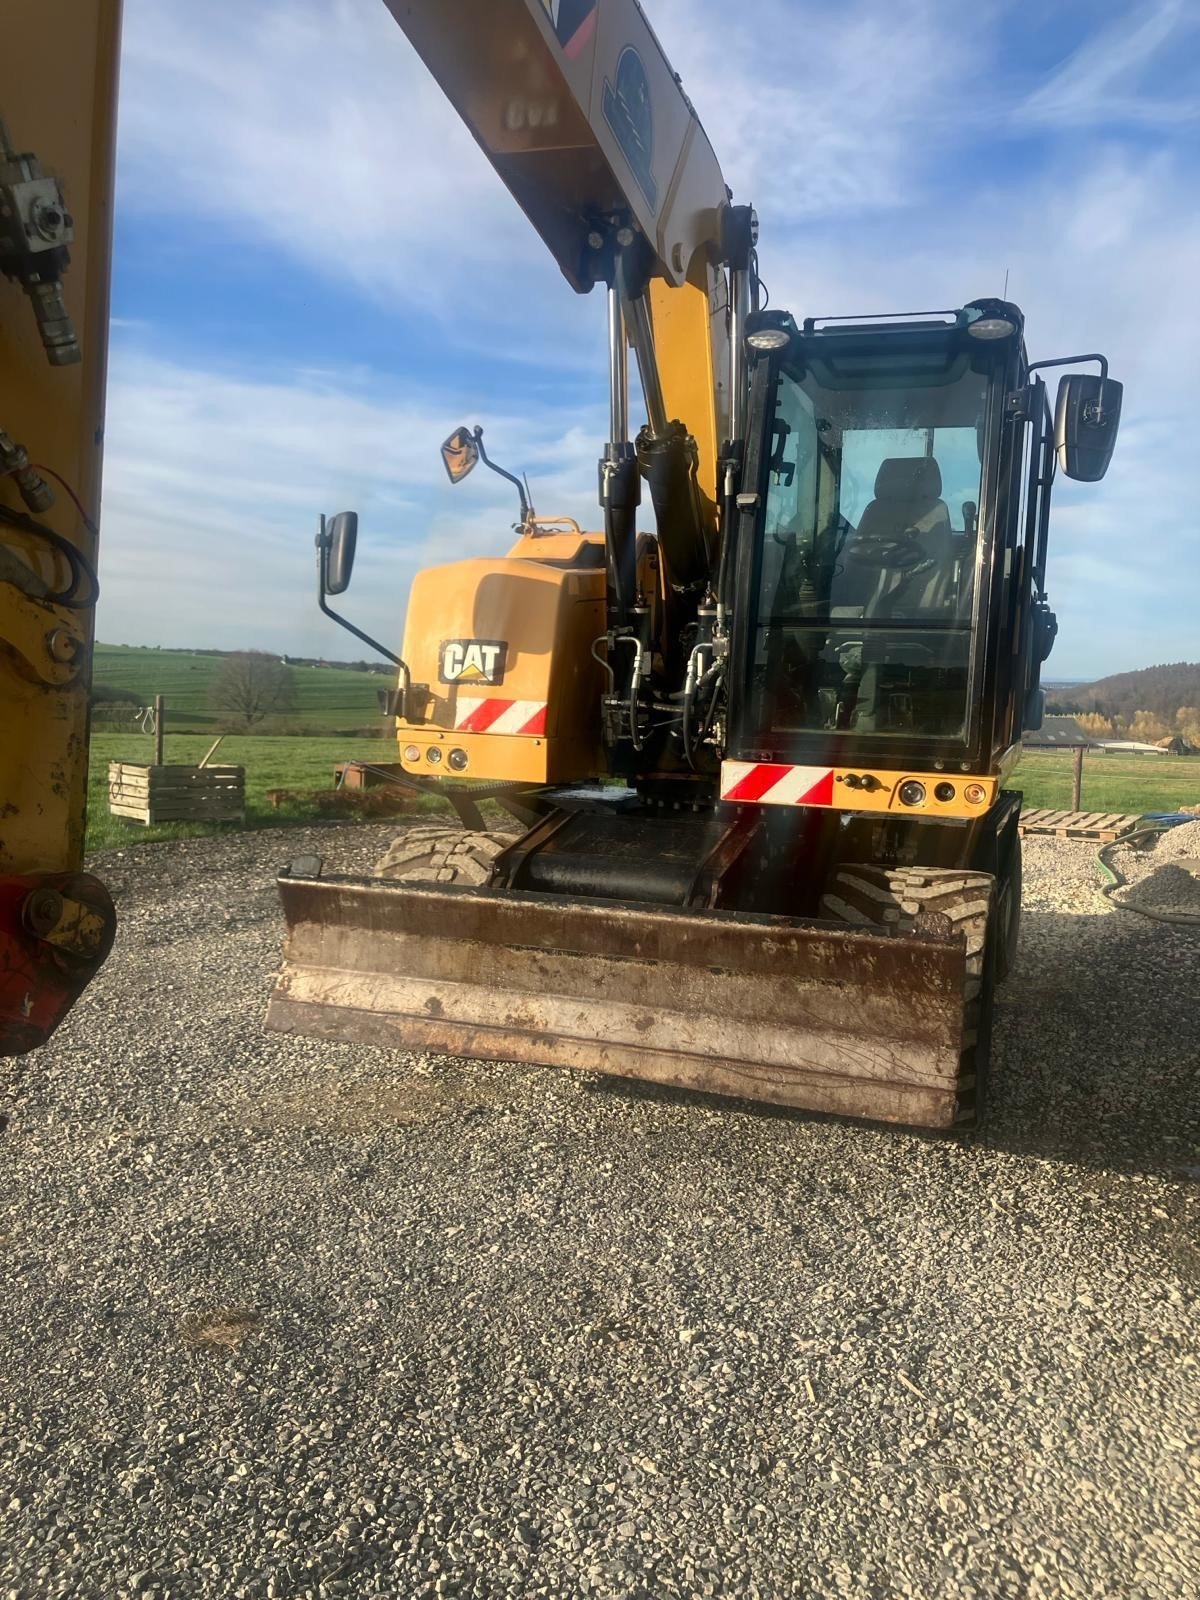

left=1072, top=743, right=1084, bottom=811
left=154, top=694, right=165, bottom=767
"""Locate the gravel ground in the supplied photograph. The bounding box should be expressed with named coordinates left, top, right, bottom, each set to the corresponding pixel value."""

left=2, top=822, right=1197, bottom=1600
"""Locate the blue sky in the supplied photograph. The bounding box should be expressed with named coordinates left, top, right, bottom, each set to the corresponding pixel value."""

left=99, top=0, right=1200, bottom=679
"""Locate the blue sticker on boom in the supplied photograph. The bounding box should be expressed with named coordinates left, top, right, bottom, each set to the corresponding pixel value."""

left=603, top=47, right=657, bottom=209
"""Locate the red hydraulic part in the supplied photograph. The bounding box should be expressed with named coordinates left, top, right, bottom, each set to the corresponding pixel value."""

left=0, top=872, right=116, bottom=1055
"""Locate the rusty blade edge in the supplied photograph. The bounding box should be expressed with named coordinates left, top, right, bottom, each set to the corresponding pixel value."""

left=270, top=965, right=963, bottom=1088
left=265, top=995, right=961, bottom=1130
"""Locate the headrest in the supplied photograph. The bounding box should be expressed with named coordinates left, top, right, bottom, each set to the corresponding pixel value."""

left=874, top=456, right=942, bottom=500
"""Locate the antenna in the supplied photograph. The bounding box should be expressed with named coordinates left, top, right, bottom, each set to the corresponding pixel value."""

left=1003, top=267, right=1010, bottom=299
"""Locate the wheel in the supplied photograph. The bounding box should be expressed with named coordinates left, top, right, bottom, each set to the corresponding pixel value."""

left=820, top=865, right=997, bottom=1128
left=994, top=831, right=1022, bottom=984
left=372, top=824, right=517, bottom=886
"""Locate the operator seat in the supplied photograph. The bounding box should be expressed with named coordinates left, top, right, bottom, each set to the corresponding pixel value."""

left=855, top=456, right=953, bottom=616
left=842, top=457, right=959, bottom=732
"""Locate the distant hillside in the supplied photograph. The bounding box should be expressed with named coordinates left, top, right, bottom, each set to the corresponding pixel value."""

left=1048, top=662, right=1200, bottom=741
left=1076, top=663, right=1199, bottom=718
left=92, top=643, right=389, bottom=733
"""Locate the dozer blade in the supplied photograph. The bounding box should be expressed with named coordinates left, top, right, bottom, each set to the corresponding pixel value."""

left=268, top=873, right=972, bottom=1130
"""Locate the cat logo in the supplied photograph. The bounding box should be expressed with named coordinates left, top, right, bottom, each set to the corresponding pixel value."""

left=440, top=639, right=507, bottom=686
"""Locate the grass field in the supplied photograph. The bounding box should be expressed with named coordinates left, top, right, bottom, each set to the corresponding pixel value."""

left=93, top=644, right=389, bottom=731
left=84, top=735, right=1200, bottom=854
left=1013, top=751, right=1200, bottom=814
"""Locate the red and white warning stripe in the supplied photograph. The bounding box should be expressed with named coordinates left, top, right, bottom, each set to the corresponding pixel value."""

left=454, top=698, right=548, bottom=737
left=720, top=761, right=835, bottom=808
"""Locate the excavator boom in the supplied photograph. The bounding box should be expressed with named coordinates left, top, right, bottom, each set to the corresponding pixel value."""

left=384, top=0, right=727, bottom=293
left=385, top=0, right=736, bottom=501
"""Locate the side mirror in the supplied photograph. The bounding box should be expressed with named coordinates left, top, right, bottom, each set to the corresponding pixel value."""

left=321, top=510, right=358, bottom=595
left=441, top=426, right=479, bottom=484
left=1055, top=374, right=1122, bottom=482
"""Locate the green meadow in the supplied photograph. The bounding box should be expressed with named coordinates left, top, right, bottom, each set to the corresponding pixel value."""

left=93, top=643, right=389, bottom=732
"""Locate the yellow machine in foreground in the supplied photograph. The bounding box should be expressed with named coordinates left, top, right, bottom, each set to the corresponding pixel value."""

left=0, top=0, right=121, bottom=1053
left=270, top=0, right=1123, bottom=1128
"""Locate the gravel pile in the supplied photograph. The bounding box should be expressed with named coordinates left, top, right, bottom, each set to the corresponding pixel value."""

left=1149, top=820, right=1200, bottom=862
left=1107, top=820, right=1200, bottom=919
left=1, top=822, right=1197, bottom=1599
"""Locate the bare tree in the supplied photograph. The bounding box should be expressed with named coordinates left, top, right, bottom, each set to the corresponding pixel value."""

left=208, top=652, right=297, bottom=729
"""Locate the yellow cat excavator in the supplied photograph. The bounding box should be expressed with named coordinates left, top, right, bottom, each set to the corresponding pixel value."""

left=3, top=1, right=1122, bottom=1129
left=268, top=0, right=1122, bottom=1127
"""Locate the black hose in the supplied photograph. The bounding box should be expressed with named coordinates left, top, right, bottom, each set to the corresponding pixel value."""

left=0, top=504, right=99, bottom=608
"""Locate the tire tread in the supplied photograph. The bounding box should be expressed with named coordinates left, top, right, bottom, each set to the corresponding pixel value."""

left=373, top=824, right=518, bottom=886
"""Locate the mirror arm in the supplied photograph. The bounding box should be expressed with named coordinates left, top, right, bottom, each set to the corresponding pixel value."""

left=1027, top=352, right=1110, bottom=421
left=1027, top=353, right=1108, bottom=379
left=473, top=426, right=532, bottom=524
left=316, top=530, right=413, bottom=712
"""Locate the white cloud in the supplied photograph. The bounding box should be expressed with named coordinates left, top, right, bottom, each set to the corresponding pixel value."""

left=1022, top=0, right=1200, bottom=127
left=650, top=0, right=985, bottom=217
left=116, top=0, right=585, bottom=352
left=98, top=345, right=608, bottom=656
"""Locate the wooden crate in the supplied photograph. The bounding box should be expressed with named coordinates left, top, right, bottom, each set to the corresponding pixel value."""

left=107, top=762, right=245, bottom=825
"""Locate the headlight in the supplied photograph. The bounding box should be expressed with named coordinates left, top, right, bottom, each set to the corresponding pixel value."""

left=403, top=745, right=421, bottom=763
left=447, top=748, right=469, bottom=772
left=898, top=780, right=926, bottom=807
left=964, top=783, right=988, bottom=805
left=967, top=317, right=1016, bottom=340
left=934, top=782, right=956, bottom=803
left=426, top=746, right=443, bottom=765
left=746, top=328, right=790, bottom=351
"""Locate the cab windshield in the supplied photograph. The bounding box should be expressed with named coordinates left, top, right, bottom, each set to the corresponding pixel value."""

left=748, top=336, right=995, bottom=743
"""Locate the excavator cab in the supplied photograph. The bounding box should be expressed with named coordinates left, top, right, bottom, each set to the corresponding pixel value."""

left=733, top=304, right=1021, bottom=763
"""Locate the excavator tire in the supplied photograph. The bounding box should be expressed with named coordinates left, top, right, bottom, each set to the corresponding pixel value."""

left=373, top=824, right=517, bottom=886
left=820, top=865, right=996, bottom=1127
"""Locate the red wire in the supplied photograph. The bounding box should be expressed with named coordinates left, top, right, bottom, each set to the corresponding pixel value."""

left=30, top=462, right=99, bottom=537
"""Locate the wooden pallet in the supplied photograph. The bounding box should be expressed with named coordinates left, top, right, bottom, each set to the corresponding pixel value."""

left=1018, top=807, right=1141, bottom=843
left=108, top=761, right=245, bottom=825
